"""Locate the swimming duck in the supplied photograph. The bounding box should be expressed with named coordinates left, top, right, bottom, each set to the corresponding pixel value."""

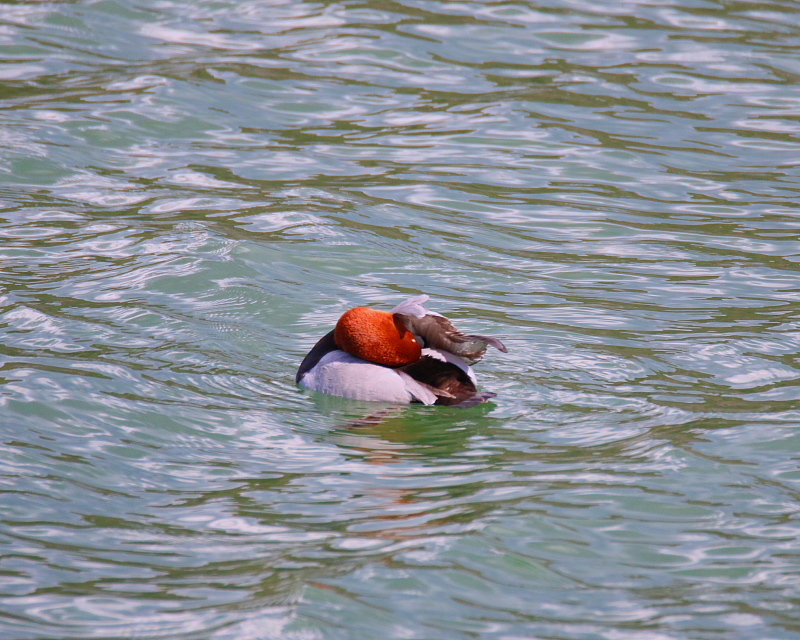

left=296, top=295, right=507, bottom=407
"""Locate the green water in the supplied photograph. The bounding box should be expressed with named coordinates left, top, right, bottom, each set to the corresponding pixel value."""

left=1, top=1, right=800, bottom=638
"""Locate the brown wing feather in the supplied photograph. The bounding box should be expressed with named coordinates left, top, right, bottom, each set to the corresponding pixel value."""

left=394, top=313, right=507, bottom=365
left=400, top=355, right=494, bottom=407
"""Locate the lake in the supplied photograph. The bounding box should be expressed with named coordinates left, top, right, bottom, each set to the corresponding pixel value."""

left=1, top=1, right=799, bottom=638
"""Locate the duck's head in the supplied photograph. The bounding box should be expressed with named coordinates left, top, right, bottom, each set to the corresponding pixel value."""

left=334, top=306, right=422, bottom=367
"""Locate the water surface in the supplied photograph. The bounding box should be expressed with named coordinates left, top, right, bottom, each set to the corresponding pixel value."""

left=1, top=1, right=800, bottom=638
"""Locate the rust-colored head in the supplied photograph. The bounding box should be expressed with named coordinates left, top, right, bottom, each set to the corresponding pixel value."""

left=334, top=307, right=421, bottom=367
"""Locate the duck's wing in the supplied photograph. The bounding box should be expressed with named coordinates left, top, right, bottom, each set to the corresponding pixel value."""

left=395, top=371, right=447, bottom=405
left=400, top=354, right=495, bottom=407
left=392, top=295, right=508, bottom=365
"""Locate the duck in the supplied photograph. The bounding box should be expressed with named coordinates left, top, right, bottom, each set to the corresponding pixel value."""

left=296, top=295, right=507, bottom=407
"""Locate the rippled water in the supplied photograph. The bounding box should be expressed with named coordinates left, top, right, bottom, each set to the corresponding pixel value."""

left=2, top=1, right=800, bottom=638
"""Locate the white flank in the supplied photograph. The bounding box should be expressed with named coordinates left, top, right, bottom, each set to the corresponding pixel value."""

left=299, top=350, right=437, bottom=404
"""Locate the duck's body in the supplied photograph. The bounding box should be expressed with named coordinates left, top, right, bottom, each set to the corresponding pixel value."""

left=296, top=296, right=506, bottom=407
